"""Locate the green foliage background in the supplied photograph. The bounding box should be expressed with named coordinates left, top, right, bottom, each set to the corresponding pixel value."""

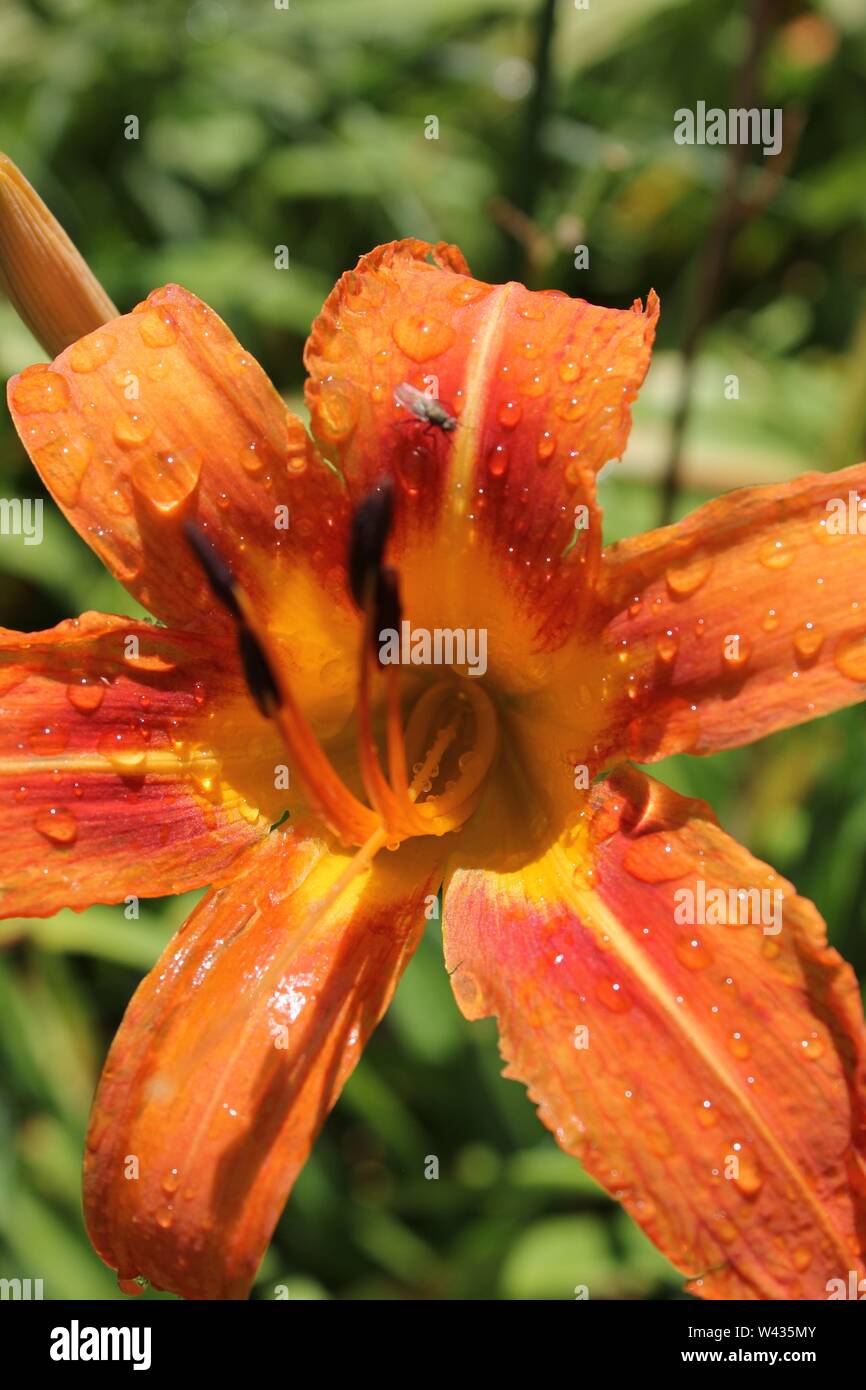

left=0, top=0, right=865, bottom=1300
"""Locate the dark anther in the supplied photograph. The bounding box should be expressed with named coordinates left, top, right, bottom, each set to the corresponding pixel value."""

left=183, top=519, right=241, bottom=620
left=373, top=566, right=403, bottom=664
left=348, top=478, right=394, bottom=609
left=237, top=626, right=281, bottom=718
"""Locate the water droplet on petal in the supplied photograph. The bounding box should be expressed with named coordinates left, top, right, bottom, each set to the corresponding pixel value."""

left=833, top=630, right=866, bottom=682
left=498, top=399, right=522, bottom=429
left=117, top=1275, right=147, bottom=1296
left=137, top=311, right=178, bottom=348
left=758, top=537, right=794, bottom=569
left=449, top=280, right=490, bottom=306
left=69, top=331, right=116, bottom=373
left=675, top=936, right=713, bottom=970
left=113, top=413, right=155, bottom=448
left=596, top=979, right=631, bottom=1014
left=558, top=352, right=580, bottom=384
left=487, top=444, right=509, bottom=478
left=66, top=678, right=105, bottom=713
left=10, top=367, right=70, bottom=415
left=98, top=729, right=147, bottom=770
left=314, top=378, right=358, bottom=444
left=34, top=806, right=78, bottom=844
left=537, top=430, right=555, bottom=462
left=32, top=434, right=93, bottom=506
left=697, top=1100, right=719, bottom=1129
left=28, top=724, right=69, bottom=756
left=655, top=631, right=679, bottom=665
left=733, top=1149, right=763, bottom=1196
left=714, top=1216, right=738, bottom=1245
left=728, top=1031, right=750, bottom=1060
left=762, top=609, right=779, bottom=632
left=722, top=634, right=751, bottom=669
left=395, top=440, right=431, bottom=497
left=666, top=554, right=712, bottom=596
left=555, top=394, right=586, bottom=422
left=131, top=447, right=201, bottom=513
left=800, top=1033, right=824, bottom=1060
left=392, top=315, right=455, bottom=362
left=793, top=622, right=824, bottom=663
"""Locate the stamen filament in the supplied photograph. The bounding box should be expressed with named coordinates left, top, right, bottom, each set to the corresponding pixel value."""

left=233, top=588, right=381, bottom=846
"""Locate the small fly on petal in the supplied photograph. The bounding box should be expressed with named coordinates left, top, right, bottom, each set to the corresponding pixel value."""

left=393, top=380, right=457, bottom=432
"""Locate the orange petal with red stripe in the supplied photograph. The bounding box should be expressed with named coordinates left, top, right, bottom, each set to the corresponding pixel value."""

left=597, top=464, right=866, bottom=759
left=304, top=239, right=658, bottom=651
left=83, top=826, right=444, bottom=1299
left=443, top=765, right=866, bottom=1299
left=0, top=613, right=284, bottom=917
left=7, top=287, right=361, bottom=729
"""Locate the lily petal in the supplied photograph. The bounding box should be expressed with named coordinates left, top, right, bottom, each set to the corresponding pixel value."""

left=598, top=464, right=866, bottom=759
left=0, top=613, right=286, bottom=916
left=304, top=240, right=658, bottom=656
left=83, top=824, right=444, bottom=1299
left=7, top=286, right=360, bottom=730
left=443, top=765, right=866, bottom=1299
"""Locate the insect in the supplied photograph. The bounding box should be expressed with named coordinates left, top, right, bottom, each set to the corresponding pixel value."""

left=393, top=380, right=458, bottom=433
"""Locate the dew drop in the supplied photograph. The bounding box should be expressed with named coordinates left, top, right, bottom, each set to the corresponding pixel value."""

left=69, top=332, right=116, bottom=372
left=697, top=1100, right=719, bottom=1129
left=9, top=367, right=70, bottom=415
left=117, top=1275, right=147, bottom=1297
left=733, top=1149, right=763, bottom=1196
left=137, top=311, right=178, bottom=348
left=761, top=608, right=779, bottom=632
left=498, top=399, right=522, bottom=429
left=813, top=516, right=844, bottom=547
left=555, top=394, right=585, bottom=422
left=32, top=434, right=92, bottom=507
left=313, top=379, right=358, bottom=444
left=28, top=724, right=69, bottom=756
left=800, top=1033, right=824, bottom=1060
left=558, top=353, right=580, bottom=384
left=113, top=413, right=154, bottom=448
left=449, top=281, right=490, bottom=306
left=131, top=447, right=201, bottom=513
left=665, top=553, right=712, bottom=596
left=655, top=630, right=679, bottom=665
left=34, top=806, right=78, bottom=844
left=833, top=629, right=866, bottom=682
left=793, top=622, right=824, bottom=663
left=66, top=678, right=105, bottom=713
left=722, top=634, right=751, bottom=669
left=728, top=1031, right=750, bottom=1060
left=596, top=979, right=631, bottom=1014
left=107, top=484, right=132, bottom=516
left=392, top=315, right=455, bottom=362
left=758, top=537, right=794, bottom=569
left=487, top=444, right=509, bottom=478
left=537, top=430, right=556, bottom=462
left=714, top=1216, right=738, bottom=1245
left=97, top=728, right=147, bottom=770
left=675, top=936, right=713, bottom=971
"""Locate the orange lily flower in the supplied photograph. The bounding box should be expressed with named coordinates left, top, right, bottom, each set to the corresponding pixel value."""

left=3, top=163, right=866, bottom=1301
